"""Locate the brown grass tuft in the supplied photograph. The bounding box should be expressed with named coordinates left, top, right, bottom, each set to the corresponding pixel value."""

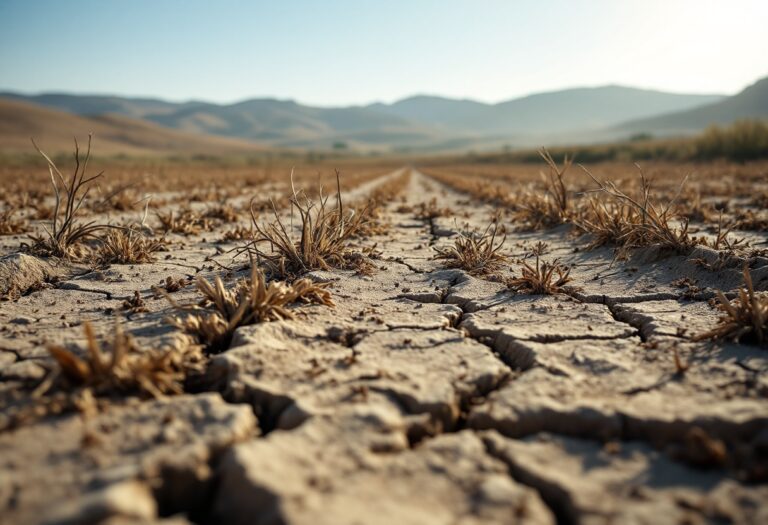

left=514, top=149, right=572, bottom=229
left=24, top=135, right=110, bottom=259
left=13, top=321, right=206, bottom=426
left=414, top=197, right=451, bottom=220
left=507, top=255, right=573, bottom=295
left=693, top=266, right=767, bottom=345
left=433, top=221, right=507, bottom=275
left=580, top=164, right=695, bottom=254
left=248, top=171, right=368, bottom=277
left=169, top=265, right=334, bottom=352
left=156, top=208, right=212, bottom=235
left=96, top=228, right=165, bottom=265
left=0, top=208, right=28, bottom=235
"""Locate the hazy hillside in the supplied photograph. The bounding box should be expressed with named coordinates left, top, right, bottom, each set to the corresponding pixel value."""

left=616, top=76, right=768, bottom=136
left=368, top=87, right=723, bottom=134
left=7, top=77, right=768, bottom=152
left=148, top=98, right=438, bottom=146
left=367, top=96, right=494, bottom=132
left=0, top=92, right=207, bottom=119
left=0, top=98, right=265, bottom=155
left=3, top=83, right=732, bottom=152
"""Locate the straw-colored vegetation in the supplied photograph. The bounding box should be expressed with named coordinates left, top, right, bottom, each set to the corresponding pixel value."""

left=693, top=266, right=768, bottom=345
left=248, top=172, right=371, bottom=277
left=434, top=221, right=507, bottom=275
left=169, top=265, right=334, bottom=352
left=96, top=228, right=166, bottom=265
left=24, top=136, right=110, bottom=259
left=507, top=256, right=573, bottom=295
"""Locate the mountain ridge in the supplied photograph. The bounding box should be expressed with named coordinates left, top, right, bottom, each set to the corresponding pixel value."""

left=2, top=76, right=765, bottom=153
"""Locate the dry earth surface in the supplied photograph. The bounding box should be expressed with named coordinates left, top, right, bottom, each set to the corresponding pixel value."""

left=1, top=159, right=767, bottom=525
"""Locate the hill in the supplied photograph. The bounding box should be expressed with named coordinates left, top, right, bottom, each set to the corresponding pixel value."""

left=0, top=98, right=265, bottom=156
left=2, top=84, right=729, bottom=152
left=616, top=76, right=768, bottom=136
left=370, top=87, right=723, bottom=135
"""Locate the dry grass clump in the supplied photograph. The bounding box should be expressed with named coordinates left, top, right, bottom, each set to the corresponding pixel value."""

left=414, top=198, right=451, bottom=220
left=0, top=208, right=28, bottom=235
left=693, top=266, right=767, bottom=345
left=434, top=221, right=507, bottom=275
left=14, top=322, right=205, bottom=426
left=169, top=265, right=334, bottom=352
left=733, top=209, right=768, bottom=232
left=574, top=197, right=641, bottom=257
left=507, top=255, right=573, bottom=295
left=24, top=136, right=109, bottom=259
left=701, top=213, right=746, bottom=252
left=514, top=150, right=572, bottom=230
left=96, top=228, right=166, bottom=265
left=204, top=203, right=239, bottom=223
left=220, top=225, right=255, bottom=242
left=91, top=184, right=139, bottom=213
left=248, top=172, right=368, bottom=277
left=151, top=276, right=190, bottom=296
left=122, top=290, right=149, bottom=313
left=579, top=165, right=695, bottom=256
left=156, top=208, right=212, bottom=235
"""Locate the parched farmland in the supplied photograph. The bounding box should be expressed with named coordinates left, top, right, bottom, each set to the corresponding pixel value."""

left=1, top=146, right=767, bottom=524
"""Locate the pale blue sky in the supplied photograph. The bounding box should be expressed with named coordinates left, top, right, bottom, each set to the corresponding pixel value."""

left=1, top=0, right=766, bottom=106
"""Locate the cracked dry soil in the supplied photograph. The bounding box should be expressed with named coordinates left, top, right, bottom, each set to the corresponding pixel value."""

left=1, top=168, right=767, bottom=525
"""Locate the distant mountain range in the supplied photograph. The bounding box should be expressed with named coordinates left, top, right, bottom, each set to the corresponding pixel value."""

left=1, top=74, right=766, bottom=154
left=615, top=76, right=768, bottom=135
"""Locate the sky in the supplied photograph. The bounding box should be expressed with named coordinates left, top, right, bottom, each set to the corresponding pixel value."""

left=1, top=0, right=766, bottom=107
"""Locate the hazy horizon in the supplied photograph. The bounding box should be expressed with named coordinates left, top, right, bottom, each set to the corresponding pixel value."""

left=0, top=81, right=740, bottom=109
left=1, top=0, right=767, bottom=107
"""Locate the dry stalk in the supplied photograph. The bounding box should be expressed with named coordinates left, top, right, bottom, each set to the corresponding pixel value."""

left=507, top=255, right=573, bottom=295
left=433, top=221, right=507, bottom=275
left=247, top=170, right=366, bottom=277
left=169, top=264, right=334, bottom=352
left=24, top=135, right=110, bottom=259
left=693, top=265, right=767, bottom=345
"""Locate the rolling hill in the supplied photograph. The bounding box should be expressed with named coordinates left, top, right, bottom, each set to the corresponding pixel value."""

left=368, top=87, right=723, bottom=135
left=1, top=85, right=729, bottom=152
left=616, top=76, right=768, bottom=136
left=0, top=98, right=265, bottom=156
left=2, top=75, right=766, bottom=153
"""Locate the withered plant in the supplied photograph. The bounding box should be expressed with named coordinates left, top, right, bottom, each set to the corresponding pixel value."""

left=169, top=265, right=334, bottom=352
left=248, top=171, right=367, bottom=276
left=0, top=208, right=28, bottom=235
left=151, top=276, right=190, bottom=297
left=507, top=255, right=573, bottom=295
left=25, top=136, right=110, bottom=259
left=703, top=212, right=746, bottom=252
left=514, top=150, right=572, bottom=229
left=414, top=198, right=451, bottom=220
left=156, top=208, right=212, bottom=235
left=23, top=322, right=205, bottom=424
left=580, top=165, right=695, bottom=254
left=433, top=221, right=507, bottom=275
left=693, top=266, right=767, bottom=345
left=122, top=290, right=148, bottom=313
left=96, top=228, right=165, bottom=265
left=574, top=197, right=641, bottom=259
left=220, top=225, right=255, bottom=242
left=205, top=202, right=239, bottom=223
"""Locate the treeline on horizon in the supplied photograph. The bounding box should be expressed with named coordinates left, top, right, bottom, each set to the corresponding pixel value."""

left=470, top=120, right=768, bottom=165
